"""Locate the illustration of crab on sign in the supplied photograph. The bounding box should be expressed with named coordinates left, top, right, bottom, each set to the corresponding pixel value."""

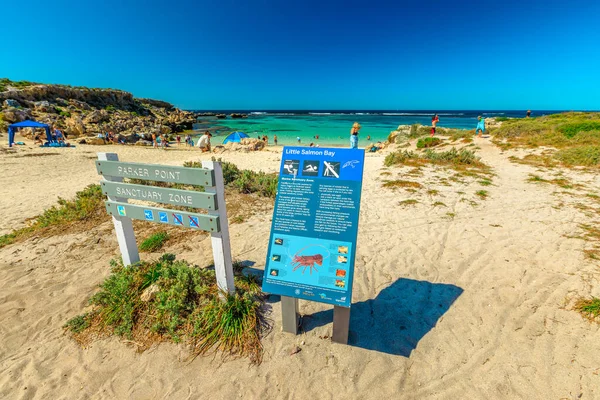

left=262, top=146, right=365, bottom=307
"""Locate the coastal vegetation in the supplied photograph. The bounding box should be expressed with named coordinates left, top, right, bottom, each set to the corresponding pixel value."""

left=184, top=158, right=278, bottom=198
left=384, top=148, right=486, bottom=171
left=416, top=137, right=442, bottom=149
left=64, top=254, right=268, bottom=364
left=575, top=297, right=600, bottom=322
left=0, top=184, right=107, bottom=249
left=0, top=159, right=277, bottom=250
left=139, top=231, right=170, bottom=252
left=492, top=112, right=600, bottom=167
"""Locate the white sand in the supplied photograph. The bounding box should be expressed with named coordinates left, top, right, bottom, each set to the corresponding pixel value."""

left=1, top=138, right=599, bottom=399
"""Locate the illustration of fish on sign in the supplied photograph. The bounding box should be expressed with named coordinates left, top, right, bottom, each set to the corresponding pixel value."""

left=289, top=244, right=330, bottom=274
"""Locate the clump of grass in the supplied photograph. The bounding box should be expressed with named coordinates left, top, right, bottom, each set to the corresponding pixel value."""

left=432, top=201, right=446, bottom=207
left=385, top=148, right=487, bottom=172
left=528, top=174, right=548, bottom=183
left=554, top=145, right=600, bottom=167
left=64, top=255, right=268, bottom=364
left=399, top=199, right=419, bottom=206
left=139, top=231, right=169, bottom=252
left=479, top=178, right=492, bottom=186
left=427, top=189, right=439, bottom=196
left=475, top=190, right=488, bottom=199
left=416, top=137, right=442, bottom=149
left=0, top=184, right=107, bottom=248
left=574, top=297, right=600, bottom=322
left=383, top=180, right=422, bottom=189
left=527, top=174, right=582, bottom=189
left=185, top=158, right=278, bottom=198
left=584, top=249, right=600, bottom=260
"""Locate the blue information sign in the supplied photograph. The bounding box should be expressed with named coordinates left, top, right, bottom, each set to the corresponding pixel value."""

left=262, top=147, right=365, bottom=307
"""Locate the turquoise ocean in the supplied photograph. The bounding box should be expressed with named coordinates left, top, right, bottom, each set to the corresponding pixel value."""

left=191, top=111, right=548, bottom=146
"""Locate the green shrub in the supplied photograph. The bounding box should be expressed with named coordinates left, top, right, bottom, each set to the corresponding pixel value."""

left=554, top=145, right=600, bottom=167
left=575, top=297, right=600, bottom=321
left=384, top=150, right=419, bottom=166
left=0, top=184, right=106, bottom=249
left=139, top=231, right=169, bottom=252
left=64, top=255, right=267, bottom=363
left=558, top=122, right=600, bottom=139
left=417, top=137, right=442, bottom=149
left=105, top=105, right=116, bottom=112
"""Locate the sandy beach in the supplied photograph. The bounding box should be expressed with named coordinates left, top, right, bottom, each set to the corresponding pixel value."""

left=1, top=137, right=599, bottom=399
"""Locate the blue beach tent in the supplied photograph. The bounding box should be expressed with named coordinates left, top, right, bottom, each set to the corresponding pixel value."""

left=8, top=120, right=52, bottom=147
left=222, top=131, right=249, bottom=144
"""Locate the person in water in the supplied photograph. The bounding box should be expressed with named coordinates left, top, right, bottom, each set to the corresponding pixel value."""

left=475, top=116, right=485, bottom=138
left=350, top=122, right=361, bottom=149
left=431, top=114, right=439, bottom=137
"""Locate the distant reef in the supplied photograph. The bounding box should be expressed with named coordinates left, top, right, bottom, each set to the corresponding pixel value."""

left=0, top=78, right=198, bottom=138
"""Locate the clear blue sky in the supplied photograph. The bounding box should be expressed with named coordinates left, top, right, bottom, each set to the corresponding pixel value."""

left=2, top=0, right=599, bottom=110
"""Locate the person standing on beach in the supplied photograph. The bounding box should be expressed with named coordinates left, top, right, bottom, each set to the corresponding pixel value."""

left=526, top=110, right=531, bottom=118
left=297, top=136, right=301, bottom=144
left=176, top=135, right=181, bottom=146
left=350, top=122, right=361, bottom=149
left=152, top=133, right=157, bottom=148
left=475, top=116, right=486, bottom=138
left=431, top=114, right=439, bottom=137
left=274, top=134, right=278, bottom=145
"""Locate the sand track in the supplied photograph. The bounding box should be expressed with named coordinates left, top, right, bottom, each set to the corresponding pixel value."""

left=1, top=140, right=599, bottom=399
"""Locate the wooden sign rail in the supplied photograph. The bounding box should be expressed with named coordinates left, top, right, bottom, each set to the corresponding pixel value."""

left=96, top=153, right=235, bottom=294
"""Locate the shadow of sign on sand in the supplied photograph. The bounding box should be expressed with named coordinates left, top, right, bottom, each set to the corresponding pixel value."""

left=303, top=278, right=463, bottom=357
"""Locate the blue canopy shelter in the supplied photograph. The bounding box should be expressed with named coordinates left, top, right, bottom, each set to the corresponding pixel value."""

left=8, top=120, right=52, bottom=147
left=223, top=131, right=249, bottom=144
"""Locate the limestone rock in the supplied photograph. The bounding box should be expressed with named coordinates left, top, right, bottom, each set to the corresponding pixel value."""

left=84, top=110, right=109, bottom=124
left=68, top=99, right=92, bottom=110
left=65, top=116, right=85, bottom=137
left=141, top=284, right=160, bottom=302
left=2, top=107, right=32, bottom=123
left=34, top=100, right=56, bottom=113
left=85, top=137, right=106, bottom=145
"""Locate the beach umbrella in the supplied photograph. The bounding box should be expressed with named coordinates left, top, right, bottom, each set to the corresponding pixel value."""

left=223, top=131, right=249, bottom=144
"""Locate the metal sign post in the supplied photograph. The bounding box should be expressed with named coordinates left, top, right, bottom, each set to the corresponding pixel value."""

left=96, top=153, right=234, bottom=294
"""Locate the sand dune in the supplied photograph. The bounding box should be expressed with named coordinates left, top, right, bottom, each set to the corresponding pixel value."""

left=1, top=139, right=599, bottom=399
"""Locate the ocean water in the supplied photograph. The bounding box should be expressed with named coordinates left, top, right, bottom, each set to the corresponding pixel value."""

left=192, top=110, right=555, bottom=146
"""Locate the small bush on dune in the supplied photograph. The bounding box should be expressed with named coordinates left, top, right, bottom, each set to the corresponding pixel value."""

left=575, top=297, right=600, bottom=322
left=185, top=158, right=278, bottom=198
left=139, top=231, right=169, bottom=252
left=491, top=112, right=600, bottom=168
left=64, top=255, right=268, bottom=364
left=0, top=184, right=107, bottom=248
left=554, top=145, right=600, bottom=167
left=416, top=137, right=442, bottom=149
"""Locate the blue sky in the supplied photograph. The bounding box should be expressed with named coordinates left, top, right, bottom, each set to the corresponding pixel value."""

left=2, top=0, right=599, bottom=110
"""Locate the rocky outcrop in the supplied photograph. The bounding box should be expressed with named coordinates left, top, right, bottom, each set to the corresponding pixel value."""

left=65, top=116, right=85, bottom=137
left=0, top=79, right=200, bottom=142
left=213, top=138, right=266, bottom=153
left=2, top=107, right=32, bottom=123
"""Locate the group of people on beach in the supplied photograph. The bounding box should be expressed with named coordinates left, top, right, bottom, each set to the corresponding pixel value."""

left=34, top=126, right=67, bottom=145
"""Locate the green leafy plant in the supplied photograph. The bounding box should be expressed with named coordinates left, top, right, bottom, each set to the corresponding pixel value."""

left=64, top=255, right=268, bottom=364
left=139, top=231, right=169, bottom=252
left=575, top=297, right=600, bottom=321
left=0, top=184, right=107, bottom=248
left=416, top=137, right=442, bottom=149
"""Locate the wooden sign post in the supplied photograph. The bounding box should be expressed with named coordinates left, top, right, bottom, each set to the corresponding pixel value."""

left=96, top=153, right=235, bottom=295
